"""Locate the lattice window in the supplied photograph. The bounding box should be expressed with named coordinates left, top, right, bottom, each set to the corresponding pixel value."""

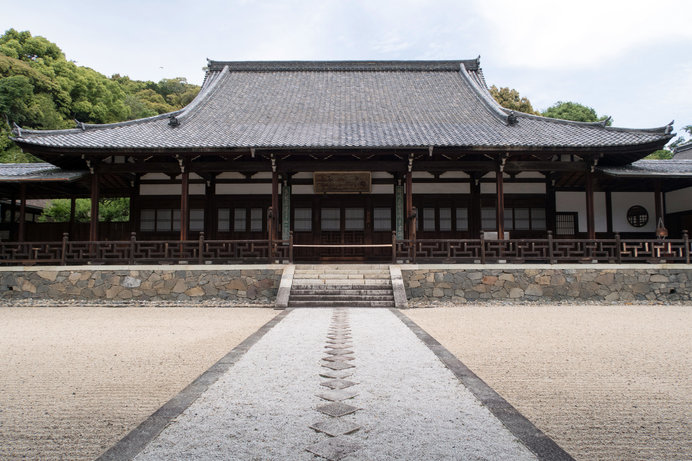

left=321, top=208, right=340, bottom=231
left=250, top=208, right=263, bottom=232
left=481, top=207, right=496, bottom=231
left=423, top=208, right=436, bottom=231
left=456, top=208, right=468, bottom=231
left=218, top=208, right=230, bottom=232
left=294, top=208, right=312, bottom=232
left=345, top=208, right=364, bottom=231
left=190, top=209, right=204, bottom=232
left=373, top=207, right=391, bottom=231
left=439, top=208, right=452, bottom=231
left=556, top=212, right=577, bottom=236
left=234, top=208, right=246, bottom=232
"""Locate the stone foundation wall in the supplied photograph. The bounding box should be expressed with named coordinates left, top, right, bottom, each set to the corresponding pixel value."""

left=0, top=265, right=283, bottom=303
left=401, top=265, right=692, bottom=303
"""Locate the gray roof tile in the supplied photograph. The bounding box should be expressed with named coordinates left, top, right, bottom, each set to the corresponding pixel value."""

left=12, top=60, right=672, bottom=151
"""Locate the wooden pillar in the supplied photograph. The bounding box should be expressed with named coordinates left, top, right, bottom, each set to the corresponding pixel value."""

left=281, top=178, right=291, bottom=241
left=10, top=198, right=16, bottom=241
left=129, top=177, right=140, bottom=236
left=89, top=172, right=99, bottom=241
left=180, top=164, right=189, bottom=241
left=495, top=160, right=505, bottom=240
left=605, top=191, right=613, bottom=235
left=69, top=196, right=76, bottom=237
left=205, top=176, right=217, bottom=239
left=654, top=180, right=664, bottom=226
left=406, top=171, right=414, bottom=239
left=271, top=170, right=279, bottom=241
left=545, top=174, right=556, bottom=234
left=18, top=184, right=26, bottom=242
left=470, top=175, right=481, bottom=238
left=585, top=167, right=595, bottom=239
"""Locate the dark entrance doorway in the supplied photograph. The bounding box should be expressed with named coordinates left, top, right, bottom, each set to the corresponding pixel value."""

left=291, top=195, right=394, bottom=261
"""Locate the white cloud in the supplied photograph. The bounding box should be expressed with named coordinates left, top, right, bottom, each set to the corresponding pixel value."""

left=472, top=0, right=692, bottom=69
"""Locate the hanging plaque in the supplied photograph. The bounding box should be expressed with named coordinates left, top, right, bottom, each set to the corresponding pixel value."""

left=313, top=172, right=371, bottom=194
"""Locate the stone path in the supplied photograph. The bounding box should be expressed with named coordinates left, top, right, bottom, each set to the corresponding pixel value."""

left=103, top=308, right=571, bottom=460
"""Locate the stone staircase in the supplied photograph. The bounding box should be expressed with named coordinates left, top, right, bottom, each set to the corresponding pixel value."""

left=288, top=264, right=395, bottom=308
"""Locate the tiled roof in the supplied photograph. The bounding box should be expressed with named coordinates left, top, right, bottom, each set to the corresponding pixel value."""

left=11, top=60, right=673, bottom=151
left=0, top=163, right=86, bottom=181
left=598, top=159, right=692, bottom=177
left=673, top=142, right=692, bottom=159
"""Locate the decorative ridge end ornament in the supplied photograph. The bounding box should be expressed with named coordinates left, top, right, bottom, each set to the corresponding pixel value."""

left=665, top=120, right=674, bottom=135
left=11, top=122, right=22, bottom=138
left=507, top=111, right=518, bottom=126
left=168, top=115, right=180, bottom=128
left=600, top=116, right=612, bottom=128
left=74, top=119, right=86, bottom=131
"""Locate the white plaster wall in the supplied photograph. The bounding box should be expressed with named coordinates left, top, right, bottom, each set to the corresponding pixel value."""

left=414, top=183, right=470, bottom=194
left=292, top=185, right=313, bottom=195
left=216, top=183, right=272, bottom=195
left=480, top=182, right=544, bottom=194
left=665, top=186, right=692, bottom=214
left=140, top=184, right=205, bottom=195
left=372, top=172, right=393, bottom=179
left=412, top=172, right=434, bottom=178
left=515, top=172, right=545, bottom=179
left=440, top=171, right=470, bottom=178
left=372, top=184, right=393, bottom=194
left=217, top=172, right=246, bottom=179
left=556, top=191, right=607, bottom=232
left=612, top=192, right=656, bottom=233
left=141, top=173, right=171, bottom=180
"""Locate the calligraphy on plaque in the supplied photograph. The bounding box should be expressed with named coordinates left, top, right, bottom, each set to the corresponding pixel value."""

left=313, top=172, right=371, bottom=194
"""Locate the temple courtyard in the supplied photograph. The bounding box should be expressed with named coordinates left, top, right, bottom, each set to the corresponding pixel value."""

left=0, top=304, right=690, bottom=460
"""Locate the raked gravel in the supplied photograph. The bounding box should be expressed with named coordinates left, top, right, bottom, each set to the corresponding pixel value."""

left=135, top=308, right=536, bottom=460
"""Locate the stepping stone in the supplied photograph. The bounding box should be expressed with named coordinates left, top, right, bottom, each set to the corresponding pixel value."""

left=325, top=344, right=352, bottom=350
left=319, top=369, right=354, bottom=379
left=325, top=349, right=354, bottom=356
left=321, top=361, right=355, bottom=370
left=316, top=389, right=358, bottom=402
left=316, top=402, right=359, bottom=417
left=326, top=340, right=352, bottom=346
left=306, top=437, right=361, bottom=460
left=310, top=419, right=361, bottom=436
left=322, top=355, right=355, bottom=362
left=321, top=379, right=357, bottom=390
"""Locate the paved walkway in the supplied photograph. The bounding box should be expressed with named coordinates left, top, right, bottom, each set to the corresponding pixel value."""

left=101, top=309, right=571, bottom=460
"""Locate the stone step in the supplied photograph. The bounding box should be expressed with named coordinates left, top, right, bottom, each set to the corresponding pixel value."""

left=291, top=284, right=392, bottom=291
left=289, top=295, right=394, bottom=302
left=288, top=300, right=395, bottom=308
left=290, top=280, right=391, bottom=286
left=292, top=273, right=390, bottom=280
left=290, top=289, right=394, bottom=296
left=294, top=264, right=390, bottom=270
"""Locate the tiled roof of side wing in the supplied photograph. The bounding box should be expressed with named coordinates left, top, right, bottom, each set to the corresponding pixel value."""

left=11, top=60, right=672, bottom=150
left=599, top=159, right=692, bottom=177
left=0, top=163, right=86, bottom=181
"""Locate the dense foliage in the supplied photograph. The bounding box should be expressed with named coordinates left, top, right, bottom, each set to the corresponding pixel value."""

left=38, top=197, right=130, bottom=222
left=489, top=85, right=539, bottom=115
left=0, top=29, right=199, bottom=162
left=542, top=101, right=612, bottom=125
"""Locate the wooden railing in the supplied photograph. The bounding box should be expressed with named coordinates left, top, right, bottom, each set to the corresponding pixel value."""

left=0, top=231, right=689, bottom=265
left=394, top=231, right=691, bottom=264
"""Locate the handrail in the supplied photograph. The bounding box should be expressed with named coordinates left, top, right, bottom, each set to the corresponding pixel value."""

left=0, top=232, right=689, bottom=265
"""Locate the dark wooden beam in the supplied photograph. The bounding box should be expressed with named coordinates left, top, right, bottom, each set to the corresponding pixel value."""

left=585, top=167, right=595, bottom=239
left=180, top=162, right=189, bottom=241
left=89, top=172, right=99, bottom=241
left=18, top=184, right=26, bottom=242
left=496, top=160, right=505, bottom=240
left=655, top=180, right=664, bottom=227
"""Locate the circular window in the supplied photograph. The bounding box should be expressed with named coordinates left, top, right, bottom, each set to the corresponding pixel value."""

left=626, top=205, right=648, bottom=227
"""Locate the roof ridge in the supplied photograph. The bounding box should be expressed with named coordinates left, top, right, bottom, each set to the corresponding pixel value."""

left=175, top=65, right=229, bottom=123
left=205, top=60, right=480, bottom=73
left=514, top=111, right=673, bottom=135
left=12, top=110, right=183, bottom=138
left=457, top=62, right=512, bottom=126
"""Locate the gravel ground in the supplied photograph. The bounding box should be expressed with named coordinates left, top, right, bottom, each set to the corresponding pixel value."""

left=0, top=306, right=277, bottom=461
left=405, top=305, right=692, bottom=461
left=137, top=308, right=535, bottom=460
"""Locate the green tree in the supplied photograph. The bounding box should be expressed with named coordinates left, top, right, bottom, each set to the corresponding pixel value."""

left=0, top=29, right=200, bottom=163
left=542, top=101, right=612, bottom=125
left=489, top=85, right=539, bottom=115
left=39, top=198, right=130, bottom=222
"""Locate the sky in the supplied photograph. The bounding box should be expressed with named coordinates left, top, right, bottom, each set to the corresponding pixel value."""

left=2, top=0, right=691, bottom=138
